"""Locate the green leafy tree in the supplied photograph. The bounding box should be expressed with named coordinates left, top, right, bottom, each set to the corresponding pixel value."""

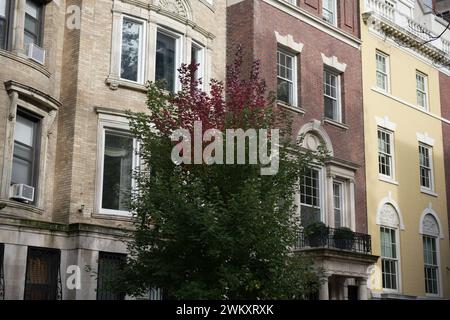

left=119, top=49, right=327, bottom=299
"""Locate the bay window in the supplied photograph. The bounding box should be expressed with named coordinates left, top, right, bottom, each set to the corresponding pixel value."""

left=191, top=42, right=204, bottom=83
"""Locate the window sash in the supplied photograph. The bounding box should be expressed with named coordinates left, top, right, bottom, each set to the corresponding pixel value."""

left=416, top=72, right=428, bottom=109
left=322, top=0, right=336, bottom=24
left=376, top=52, right=389, bottom=91
left=100, top=129, right=136, bottom=213
left=378, top=129, right=393, bottom=177
left=323, top=70, right=341, bottom=121
left=0, top=0, right=11, bottom=49
left=277, top=49, right=295, bottom=105
left=155, top=29, right=180, bottom=92
left=120, top=17, right=144, bottom=83
left=381, top=227, right=398, bottom=290
left=423, top=236, right=439, bottom=294
left=333, top=181, right=343, bottom=228
left=419, top=145, right=433, bottom=189
left=12, top=112, right=39, bottom=187
left=24, top=0, right=43, bottom=47
left=300, top=168, right=320, bottom=208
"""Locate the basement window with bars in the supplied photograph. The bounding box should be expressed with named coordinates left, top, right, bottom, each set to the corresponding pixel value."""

left=97, top=252, right=126, bottom=300
left=380, top=226, right=399, bottom=291
left=24, top=247, right=61, bottom=300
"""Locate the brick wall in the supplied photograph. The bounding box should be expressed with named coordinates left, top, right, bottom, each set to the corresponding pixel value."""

left=439, top=71, right=450, bottom=240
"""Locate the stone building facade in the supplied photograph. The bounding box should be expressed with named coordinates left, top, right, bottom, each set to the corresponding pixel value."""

left=0, top=0, right=226, bottom=299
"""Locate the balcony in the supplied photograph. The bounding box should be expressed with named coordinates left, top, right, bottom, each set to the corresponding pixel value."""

left=363, top=0, right=450, bottom=67
left=295, top=227, right=372, bottom=255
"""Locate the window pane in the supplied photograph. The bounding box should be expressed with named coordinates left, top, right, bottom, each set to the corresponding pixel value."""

left=102, top=131, right=134, bottom=211
left=12, top=113, right=38, bottom=187
left=277, top=50, right=295, bottom=105
left=300, top=168, right=321, bottom=225
left=156, top=31, right=176, bottom=92
left=12, top=157, right=32, bottom=185
left=0, top=0, right=7, bottom=17
left=120, top=18, right=142, bottom=82
left=15, top=115, right=35, bottom=146
left=25, top=0, right=39, bottom=19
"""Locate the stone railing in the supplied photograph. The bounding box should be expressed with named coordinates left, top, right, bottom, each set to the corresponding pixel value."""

left=364, top=0, right=450, bottom=56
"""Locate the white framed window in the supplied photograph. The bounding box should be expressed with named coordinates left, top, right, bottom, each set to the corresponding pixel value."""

left=24, top=0, right=44, bottom=47
left=423, top=235, right=439, bottom=295
left=378, top=128, right=395, bottom=180
left=155, top=27, right=182, bottom=93
left=419, top=143, right=434, bottom=191
left=300, top=167, right=323, bottom=225
left=119, top=16, right=145, bottom=83
left=97, top=116, right=139, bottom=217
left=380, top=226, right=399, bottom=291
left=277, top=48, right=297, bottom=106
left=322, top=0, right=337, bottom=26
left=416, top=71, right=428, bottom=110
left=376, top=51, right=390, bottom=92
left=191, top=41, right=205, bottom=86
left=332, top=181, right=344, bottom=228
left=323, top=69, right=342, bottom=122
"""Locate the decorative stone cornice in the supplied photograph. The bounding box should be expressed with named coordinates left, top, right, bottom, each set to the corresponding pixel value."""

left=363, top=11, right=450, bottom=69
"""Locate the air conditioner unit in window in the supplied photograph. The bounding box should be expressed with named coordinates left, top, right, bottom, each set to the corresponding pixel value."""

left=27, top=43, right=46, bottom=65
left=10, top=184, right=35, bottom=203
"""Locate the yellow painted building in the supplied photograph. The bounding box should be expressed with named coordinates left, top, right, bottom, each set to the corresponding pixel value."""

left=361, top=0, right=450, bottom=299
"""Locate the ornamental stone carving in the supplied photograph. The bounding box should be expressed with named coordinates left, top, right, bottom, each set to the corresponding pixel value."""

left=422, top=214, right=439, bottom=236
left=379, top=204, right=399, bottom=227
left=156, top=0, right=189, bottom=18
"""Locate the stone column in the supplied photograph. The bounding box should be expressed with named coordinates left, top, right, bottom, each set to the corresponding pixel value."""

left=358, top=278, right=368, bottom=300
left=3, top=244, right=27, bottom=299
left=13, top=0, right=26, bottom=54
left=319, top=276, right=330, bottom=300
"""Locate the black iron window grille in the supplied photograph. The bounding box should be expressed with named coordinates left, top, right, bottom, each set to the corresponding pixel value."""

left=97, top=251, right=126, bottom=300
left=0, top=243, right=4, bottom=300
left=24, top=247, right=62, bottom=300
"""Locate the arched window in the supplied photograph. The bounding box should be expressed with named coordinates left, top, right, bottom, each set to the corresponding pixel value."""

left=420, top=211, right=442, bottom=296
left=377, top=202, right=402, bottom=292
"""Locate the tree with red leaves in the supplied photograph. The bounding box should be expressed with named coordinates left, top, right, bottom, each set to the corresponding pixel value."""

left=119, top=49, right=325, bottom=299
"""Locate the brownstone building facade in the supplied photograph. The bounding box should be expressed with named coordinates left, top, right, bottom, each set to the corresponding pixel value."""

left=228, top=0, right=377, bottom=300
left=0, top=0, right=226, bottom=299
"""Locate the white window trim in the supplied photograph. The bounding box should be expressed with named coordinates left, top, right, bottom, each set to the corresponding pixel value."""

left=419, top=143, right=435, bottom=194
left=95, top=113, right=139, bottom=217
left=299, top=166, right=326, bottom=223
left=422, top=234, right=442, bottom=297
left=155, top=26, right=183, bottom=93
left=119, top=15, right=146, bottom=85
left=322, top=0, right=338, bottom=27
left=277, top=47, right=298, bottom=108
left=323, top=68, right=342, bottom=123
left=190, top=40, right=205, bottom=89
left=377, top=127, right=396, bottom=182
left=380, top=225, right=402, bottom=294
left=416, top=71, right=429, bottom=110
left=376, top=51, right=390, bottom=93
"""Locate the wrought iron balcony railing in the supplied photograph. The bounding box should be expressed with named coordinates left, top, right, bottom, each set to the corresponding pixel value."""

left=295, top=227, right=372, bottom=254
